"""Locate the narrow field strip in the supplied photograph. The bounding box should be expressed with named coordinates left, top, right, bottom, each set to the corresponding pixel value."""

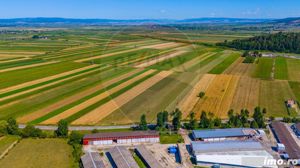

left=18, top=69, right=142, bottom=123
left=224, top=57, right=253, bottom=76
left=187, top=51, right=224, bottom=72
left=0, top=57, right=30, bottom=64
left=0, top=65, right=105, bottom=102
left=40, top=69, right=156, bottom=124
left=208, top=52, right=240, bottom=74
left=72, top=70, right=172, bottom=125
left=0, top=61, right=59, bottom=73
left=179, top=74, right=216, bottom=118
left=216, top=75, right=240, bottom=118
left=0, top=64, right=98, bottom=94
left=171, top=51, right=214, bottom=72
left=140, top=42, right=182, bottom=49
left=134, top=50, right=187, bottom=68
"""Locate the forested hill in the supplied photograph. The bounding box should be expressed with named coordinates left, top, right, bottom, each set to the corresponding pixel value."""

left=217, top=32, right=300, bottom=54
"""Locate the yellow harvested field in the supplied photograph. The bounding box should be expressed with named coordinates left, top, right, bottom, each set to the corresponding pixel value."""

left=41, top=69, right=156, bottom=124
left=0, top=65, right=99, bottom=94
left=192, top=74, right=240, bottom=118
left=140, top=42, right=182, bottom=49
left=17, top=69, right=142, bottom=123
left=230, top=76, right=260, bottom=112
left=0, top=61, right=59, bottom=73
left=134, top=50, right=187, bottom=68
left=224, top=57, right=254, bottom=76
left=179, top=74, right=216, bottom=118
left=72, top=71, right=172, bottom=125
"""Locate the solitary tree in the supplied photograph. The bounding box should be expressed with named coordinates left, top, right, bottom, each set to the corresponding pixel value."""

left=162, top=111, right=169, bottom=125
left=198, top=92, right=205, bottom=99
left=139, top=114, right=148, bottom=130
left=55, top=119, right=69, bottom=137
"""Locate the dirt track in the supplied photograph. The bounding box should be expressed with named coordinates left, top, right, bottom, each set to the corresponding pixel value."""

left=41, top=69, right=156, bottom=124
left=17, top=69, right=142, bottom=123
left=71, top=71, right=172, bottom=125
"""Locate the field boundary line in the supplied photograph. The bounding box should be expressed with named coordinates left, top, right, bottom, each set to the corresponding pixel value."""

left=0, top=61, right=59, bottom=73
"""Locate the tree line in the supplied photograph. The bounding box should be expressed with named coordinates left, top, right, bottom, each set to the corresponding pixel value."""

left=138, top=106, right=271, bottom=132
left=217, top=32, right=300, bottom=54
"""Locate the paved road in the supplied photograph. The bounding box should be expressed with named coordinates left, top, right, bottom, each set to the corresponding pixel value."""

left=18, top=124, right=136, bottom=131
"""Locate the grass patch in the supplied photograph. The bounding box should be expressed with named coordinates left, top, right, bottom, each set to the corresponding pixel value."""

left=160, top=133, right=184, bottom=144
left=289, top=81, right=300, bottom=101
left=0, top=138, right=74, bottom=168
left=0, top=135, right=20, bottom=155
left=209, top=52, right=240, bottom=74
left=275, top=57, right=288, bottom=80
left=253, top=57, right=273, bottom=80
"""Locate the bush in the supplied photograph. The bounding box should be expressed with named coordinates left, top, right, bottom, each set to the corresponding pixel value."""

left=0, top=120, right=8, bottom=136
left=243, top=56, right=256, bottom=63
left=7, top=117, right=19, bottom=135
left=21, top=125, right=46, bottom=138
left=68, top=131, right=83, bottom=145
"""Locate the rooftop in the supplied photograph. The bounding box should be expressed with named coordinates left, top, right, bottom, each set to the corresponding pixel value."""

left=192, top=128, right=254, bottom=139
left=80, top=152, right=105, bottom=168
left=135, top=145, right=163, bottom=168
left=109, top=146, right=139, bottom=168
left=83, top=131, right=159, bottom=140
left=271, top=121, right=300, bottom=159
left=191, top=140, right=264, bottom=153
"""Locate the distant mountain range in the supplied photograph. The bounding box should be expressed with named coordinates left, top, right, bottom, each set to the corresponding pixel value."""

left=0, top=17, right=299, bottom=26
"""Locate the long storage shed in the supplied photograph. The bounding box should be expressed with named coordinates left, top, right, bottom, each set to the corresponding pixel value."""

left=83, top=131, right=159, bottom=145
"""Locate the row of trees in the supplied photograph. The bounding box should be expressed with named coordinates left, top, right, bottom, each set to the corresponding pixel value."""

left=217, top=32, right=300, bottom=54
left=138, top=106, right=268, bottom=131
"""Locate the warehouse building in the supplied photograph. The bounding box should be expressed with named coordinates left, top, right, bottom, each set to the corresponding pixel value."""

left=83, top=131, right=159, bottom=145
left=191, top=140, right=276, bottom=168
left=135, top=145, right=163, bottom=168
left=109, top=146, right=139, bottom=168
left=80, top=152, right=106, bottom=168
left=192, top=128, right=255, bottom=142
left=271, top=121, right=300, bottom=161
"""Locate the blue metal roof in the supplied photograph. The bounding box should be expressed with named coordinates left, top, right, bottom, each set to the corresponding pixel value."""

left=191, top=140, right=263, bottom=153
left=192, top=128, right=250, bottom=139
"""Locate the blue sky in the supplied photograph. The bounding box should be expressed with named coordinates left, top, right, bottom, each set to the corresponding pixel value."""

left=1, top=0, right=300, bottom=19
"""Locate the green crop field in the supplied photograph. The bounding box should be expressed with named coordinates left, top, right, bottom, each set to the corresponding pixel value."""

left=274, top=57, right=289, bottom=80
left=253, top=57, right=274, bottom=80
left=0, top=139, right=74, bottom=168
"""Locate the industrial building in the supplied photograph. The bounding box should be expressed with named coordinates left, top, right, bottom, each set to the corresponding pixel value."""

left=271, top=121, right=300, bottom=160
left=83, top=131, right=159, bottom=145
left=191, top=140, right=276, bottom=168
left=192, top=128, right=256, bottom=142
left=135, top=145, right=163, bottom=168
left=109, top=146, right=139, bottom=168
left=80, top=152, right=106, bottom=168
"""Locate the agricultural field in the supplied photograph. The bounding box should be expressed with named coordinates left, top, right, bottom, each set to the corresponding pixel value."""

left=0, top=138, right=74, bottom=168
left=0, top=28, right=298, bottom=126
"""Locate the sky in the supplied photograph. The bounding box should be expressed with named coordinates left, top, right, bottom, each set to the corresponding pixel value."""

left=1, top=0, right=300, bottom=19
